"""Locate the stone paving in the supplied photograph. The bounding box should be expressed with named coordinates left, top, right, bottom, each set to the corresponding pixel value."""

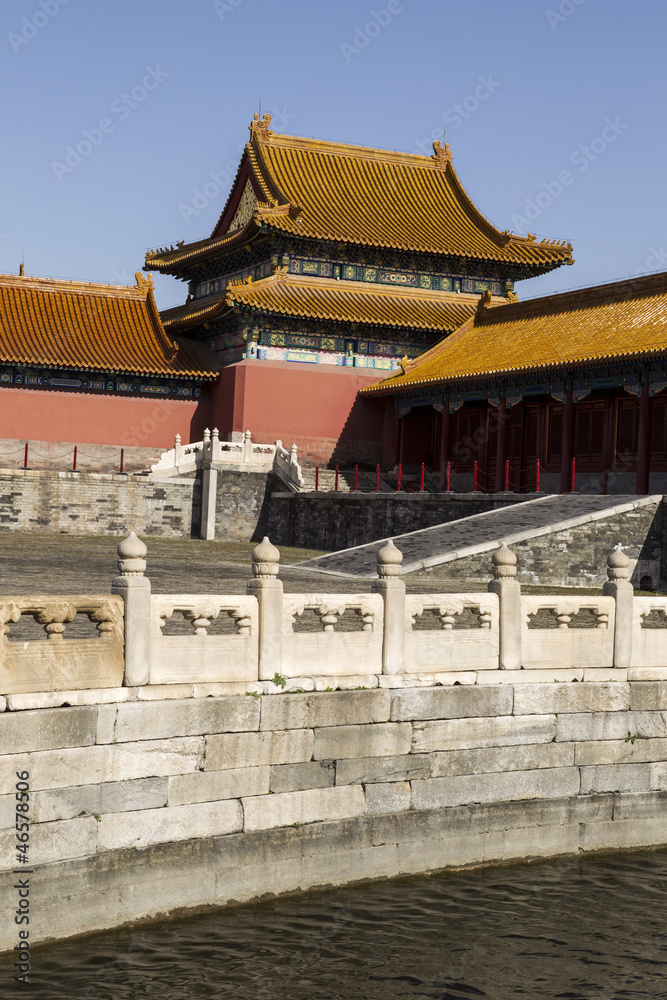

left=0, top=530, right=605, bottom=604
left=296, top=495, right=658, bottom=578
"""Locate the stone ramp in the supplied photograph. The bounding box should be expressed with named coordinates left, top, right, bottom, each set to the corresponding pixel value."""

left=295, top=494, right=662, bottom=578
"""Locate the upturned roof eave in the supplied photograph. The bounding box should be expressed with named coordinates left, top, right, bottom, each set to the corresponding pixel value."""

left=361, top=348, right=667, bottom=397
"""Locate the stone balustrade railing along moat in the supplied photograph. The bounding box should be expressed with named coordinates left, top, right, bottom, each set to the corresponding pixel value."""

left=0, top=535, right=665, bottom=702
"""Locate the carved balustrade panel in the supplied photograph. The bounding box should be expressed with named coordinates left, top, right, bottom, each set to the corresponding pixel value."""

left=631, top=596, right=667, bottom=668
left=403, top=594, right=498, bottom=673
left=282, top=594, right=383, bottom=677
left=150, top=594, right=259, bottom=684
left=521, top=596, right=615, bottom=669
left=0, top=596, right=124, bottom=694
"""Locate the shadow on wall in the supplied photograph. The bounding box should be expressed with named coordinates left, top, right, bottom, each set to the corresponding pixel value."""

left=251, top=473, right=278, bottom=543
left=330, top=394, right=384, bottom=468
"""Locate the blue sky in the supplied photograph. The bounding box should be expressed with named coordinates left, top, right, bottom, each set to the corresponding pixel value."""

left=1, top=0, right=665, bottom=309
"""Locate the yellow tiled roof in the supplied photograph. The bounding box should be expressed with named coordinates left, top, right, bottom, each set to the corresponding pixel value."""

left=160, top=272, right=507, bottom=334
left=226, top=272, right=506, bottom=330
left=145, top=118, right=574, bottom=272
left=251, top=132, right=573, bottom=264
left=361, top=272, right=667, bottom=394
left=0, top=273, right=218, bottom=378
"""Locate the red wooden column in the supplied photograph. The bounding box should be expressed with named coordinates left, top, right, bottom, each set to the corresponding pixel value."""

left=601, top=396, right=616, bottom=495
left=635, top=382, right=652, bottom=494
left=494, top=396, right=509, bottom=492
left=438, top=404, right=451, bottom=491
left=382, top=398, right=399, bottom=467
left=560, top=390, right=575, bottom=493
left=398, top=412, right=405, bottom=465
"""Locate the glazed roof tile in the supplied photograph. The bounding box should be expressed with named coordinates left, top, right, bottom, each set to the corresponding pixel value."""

left=0, top=273, right=218, bottom=378
left=226, top=272, right=505, bottom=330
left=160, top=271, right=506, bottom=334
left=361, top=271, right=667, bottom=394
left=145, top=118, right=574, bottom=273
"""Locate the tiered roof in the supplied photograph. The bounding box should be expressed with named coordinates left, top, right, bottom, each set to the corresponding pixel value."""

left=160, top=271, right=506, bottom=333
left=361, top=271, right=667, bottom=395
left=0, top=272, right=217, bottom=378
left=145, top=114, right=574, bottom=276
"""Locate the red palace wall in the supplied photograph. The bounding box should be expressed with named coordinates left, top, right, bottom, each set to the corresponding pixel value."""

left=211, top=360, right=386, bottom=465
left=0, top=387, right=211, bottom=450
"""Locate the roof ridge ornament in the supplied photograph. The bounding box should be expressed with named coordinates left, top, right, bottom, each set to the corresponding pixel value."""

left=249, top=112, right=273, bottom=141
left=134, top=272, right=154, bottom=293
left=476, top=288, right=493, bottom=316
left=431, top=138, right=452, bottom=166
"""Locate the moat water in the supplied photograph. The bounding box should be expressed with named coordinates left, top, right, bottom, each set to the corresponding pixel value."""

left=2, top=849, right=666, bottom=999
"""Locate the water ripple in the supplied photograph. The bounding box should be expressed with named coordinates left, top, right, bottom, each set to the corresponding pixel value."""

left=1, top=849, right=666, bottom=999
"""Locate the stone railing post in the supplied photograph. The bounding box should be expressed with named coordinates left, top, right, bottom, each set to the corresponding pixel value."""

left=243, top=429, right=253, bottom=464
left=603, top=544, right=633, bottom=668
left=111, top=532, right=151, bottom=687
left=247, top=536, right=283, bottom=680
left=289, top=443, right=304, bottom=488
left=200, top=461, right=217, bottom=541
left=488, top=543, right=521, bottom=670
left=371, top=539, right=405, bottom=674
left=174, top=432, right=182, bottom=469
left=211, top=427, right=222, bottom=462
left=202, top=427, right=211, bottom=461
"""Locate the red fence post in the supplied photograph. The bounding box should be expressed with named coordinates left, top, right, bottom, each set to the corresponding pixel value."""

left=23, top=442, right=28, bottom=469
left=376, top=464, right=380, bottom=492
left=446, top=461, right=451, bottom=491
left=420, top=462, right=425, bottom=492
left=571, top=457, right=576, bottom=493
left=505, top=459, right=509, bottom=492
left=354, top=464, right=358, bottom=491
left=120, top=448, right=124, bottom=474
left=315, top=466, right=319, bottom=491
left=536, top=459, right=541, bottom=493
left=72, top=446, right=78, bottom=472
left=473, top=460, right=478, bottom=492
left=397, top=463, right=402, bottom=491
left=335, top=465, right=339, bottom=491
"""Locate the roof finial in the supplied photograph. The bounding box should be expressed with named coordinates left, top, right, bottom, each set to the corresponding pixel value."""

left=19, top=261, right=24, bottom=277
left=135, top=271, right=154, bottom=293
left=249, top=112, right=273, bottom=141
left=431, top=136, right=452, bottom=166
left=476, top=288, right=493, bottom=316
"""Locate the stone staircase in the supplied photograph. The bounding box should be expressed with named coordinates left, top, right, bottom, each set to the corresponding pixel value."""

left=295, top=494, right=663, bottom=579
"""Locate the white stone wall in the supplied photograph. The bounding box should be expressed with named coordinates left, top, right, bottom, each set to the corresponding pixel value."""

left=0, top=683, right=666, bottom=951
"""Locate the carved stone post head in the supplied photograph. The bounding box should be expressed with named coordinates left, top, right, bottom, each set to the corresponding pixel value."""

left=492, top=543, right=517, bottom=580
left=377, top=539, right=403, bottom=578
left=607, top=543, right=631, bottom=582
left=117, top=532, right=147, bottom=577
left=252, top=536, right=280, bottom=578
